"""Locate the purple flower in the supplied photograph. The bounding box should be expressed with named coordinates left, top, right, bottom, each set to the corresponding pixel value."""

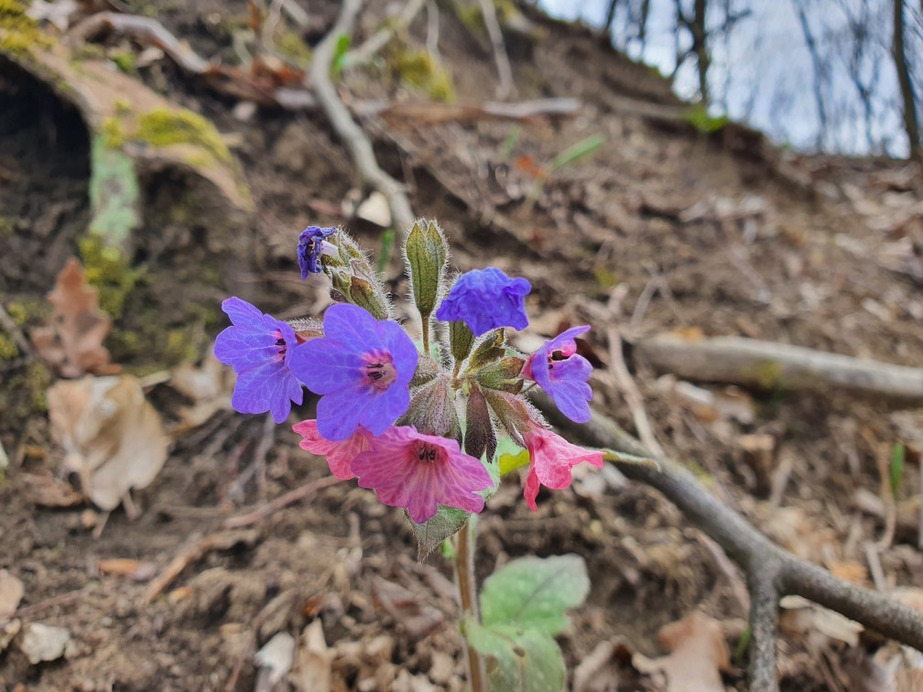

left=435, top=267, right=531, bottom=336
left=351, top=426, right=494, bottom=523
left=523, top=326, right=593, bottom=424
left=289, top=303, right=418, bottom=441
left=214, top=297, right=304, bottom=424
left=297, top=225, right=336, bottom=278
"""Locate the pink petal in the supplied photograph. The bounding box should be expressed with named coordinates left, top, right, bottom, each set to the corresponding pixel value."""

left=292, top=419, right=370, bottom=479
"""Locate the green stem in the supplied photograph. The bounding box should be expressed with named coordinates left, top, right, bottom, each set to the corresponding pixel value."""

left=422, top=313, right=431, bottom=356
left=455, top=518, right=486, bottom=692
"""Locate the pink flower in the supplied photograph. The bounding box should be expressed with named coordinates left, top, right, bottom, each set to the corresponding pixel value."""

left=292, top=419, right=371, bottom=480
left=522, top=427, right=604, bottom=511
left=351, top=426, right=494, bottom=523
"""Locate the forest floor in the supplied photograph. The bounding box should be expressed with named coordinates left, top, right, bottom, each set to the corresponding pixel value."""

left=2, top=1, right=923, bottom=690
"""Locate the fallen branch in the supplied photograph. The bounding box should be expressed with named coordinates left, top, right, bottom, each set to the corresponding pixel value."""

left=310, top=0, right=415, bottom=232
left=636, top=334, right=923, bottom=402
left=533, top=392, right=923, bottom=691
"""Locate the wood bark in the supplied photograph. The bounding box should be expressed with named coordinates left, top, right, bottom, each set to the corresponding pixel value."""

left=636, top=334, right=923, bottom=402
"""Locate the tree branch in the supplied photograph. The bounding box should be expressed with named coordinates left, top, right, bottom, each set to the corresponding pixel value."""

left=309, top=0, right=416, bottom=233
left=532, top=392, right=923, bottom=690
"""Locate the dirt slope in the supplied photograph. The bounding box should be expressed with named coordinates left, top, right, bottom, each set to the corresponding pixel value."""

left=1, top=1, right=922, bottom=689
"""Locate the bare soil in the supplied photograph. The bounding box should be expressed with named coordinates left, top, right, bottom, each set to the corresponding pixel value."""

left=2, top=1, right=922, bottom=690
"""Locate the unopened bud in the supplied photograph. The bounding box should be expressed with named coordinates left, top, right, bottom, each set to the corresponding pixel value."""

left=473, top=356, right=525, bottom=393
left=404, top=219, right=449, bottom=320
left=399, top=374, right=460, bottom=439
left=464, top=384, right=497, bottom=461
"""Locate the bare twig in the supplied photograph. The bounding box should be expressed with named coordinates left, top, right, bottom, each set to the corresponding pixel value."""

left=605, top=327, right=665, bottom=458
left=342, top=0, right=427, bottom=67
left=8, top=588, right=87, bottom=621
left=533, top=392, right=923, bottom=691
left=477, top=0, right=515, bottom=99
left=144, top=530, right=259, bottom=603
left=636, top=334, right=923, bottom=402
left=222, top=475, right=341, bottom=529
left=310, top=0, right=415, bottom=232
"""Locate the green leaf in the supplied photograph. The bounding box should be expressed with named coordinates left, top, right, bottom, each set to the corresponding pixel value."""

left=549, top=133, right=606, bottom=172
left=497, top=436, right=530, bottom=476
left=890, top=443, right=905, bottom=497
left=404, top=220, right=449, bottom=320
left=463, top=618, right=566, bottom=692
left=409, top=506, right=470, bottom=559
left=376, top=228, right=395, bottom=276
left=481, top=554, right=590, bottom=636
left=89, top=135, right=140, bottom=246
left=331, top=34, right=351, bottom=77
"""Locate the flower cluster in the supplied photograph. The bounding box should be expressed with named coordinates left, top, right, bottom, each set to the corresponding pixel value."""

left=214, top=220, right=603, bottom=531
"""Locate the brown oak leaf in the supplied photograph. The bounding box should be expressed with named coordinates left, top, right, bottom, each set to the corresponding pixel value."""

left=31, top=258, right=120, bottom=377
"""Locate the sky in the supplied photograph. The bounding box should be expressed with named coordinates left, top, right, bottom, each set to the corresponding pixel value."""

left=538, top=0, right=918, bottom=157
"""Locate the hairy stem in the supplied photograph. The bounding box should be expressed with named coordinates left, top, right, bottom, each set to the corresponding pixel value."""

left=455, top=518, right=486, bottom=692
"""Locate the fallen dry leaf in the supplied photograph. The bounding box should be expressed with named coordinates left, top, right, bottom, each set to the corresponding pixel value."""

left=633, top=611, right=731, bottom=692
left=19, top=472, right=84, bottom=508
left=371, top=577, right=445, bottom=641
left=47, top=374, right=169, bottom=512
left=0, top=570, right=24, bottom=616
left=780, top=595, right=863, bottom=647
left=31, top=258, right=119, bottom=378
left=169, top=353, right=233, bottom=431
left=290, top=620, right=333, bottom=692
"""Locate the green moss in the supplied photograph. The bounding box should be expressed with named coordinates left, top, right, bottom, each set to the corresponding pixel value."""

left=0, top=216, right=13, bottom=237
left=750, top=359, right=782, bottom=389
left=135, top=107, right=232, bottom=163
left=0, top=0, right=48, bottom=56
left=111, top=50, right=138, bottom=75
left=26, top=362, right=50, bottom=412
left=391, top=48, right=456, bottom=102
left=79, top=235, right=143, bottom=318
left=0, top=333, right=18, bottom=360
left=5, top=298, right=46, bottom=326
left=164, top=328, right=200, bottom=363
left=275, top=29, right=312, bottom=65
left=101, top=116, right=127, bottom=149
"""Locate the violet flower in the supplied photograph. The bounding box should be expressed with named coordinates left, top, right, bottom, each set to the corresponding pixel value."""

left=289, top=303, right=418, bottom=441
left=292, top=419, right=371, bottom=480
left=523, top=325, right=593, bottom=423
left=297, top=225, right=336, bottom=278
left=522, top=425, right=603, bottom=511
left=351, top=426, right=494, bottom=523
left=214, top=297, right=304, bottom=424
left=435, top=267, right=531, bottom=336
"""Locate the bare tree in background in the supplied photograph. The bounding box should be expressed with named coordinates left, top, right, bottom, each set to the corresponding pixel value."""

left=673, top=0, right=711, bottom=103
left=893, top=0, right=922, bottom=159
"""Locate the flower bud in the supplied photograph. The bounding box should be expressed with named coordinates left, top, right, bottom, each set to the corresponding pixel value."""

left=473, top=356, right=525, bottom=393
left=466, top=329, right=506, bottom=371
left=404, top=219, right=449, bottom=320
left=449, top=319, right=475, bottom=363
left=464, top=384, right=496, bottom=461
left=399, top=374, right=460, bottom=440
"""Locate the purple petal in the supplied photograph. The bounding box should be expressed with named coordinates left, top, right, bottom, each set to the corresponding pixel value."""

left=290, top=339, right=363, bottom=393
left=315, top=386, right=368, bottom=441
left=323, top=303, right=384, bottom=351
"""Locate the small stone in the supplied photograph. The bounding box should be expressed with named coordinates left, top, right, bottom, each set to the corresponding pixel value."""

left=19, top=622, right=72, bottom=664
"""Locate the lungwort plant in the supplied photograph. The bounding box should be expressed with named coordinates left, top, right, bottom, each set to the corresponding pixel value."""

left=214, top=219, right=641, bottom=690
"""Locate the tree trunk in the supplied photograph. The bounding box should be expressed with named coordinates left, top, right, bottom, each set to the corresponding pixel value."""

left=692, top=0, right=710, bottom=104
left=893, top=0, right=922, bottom=160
